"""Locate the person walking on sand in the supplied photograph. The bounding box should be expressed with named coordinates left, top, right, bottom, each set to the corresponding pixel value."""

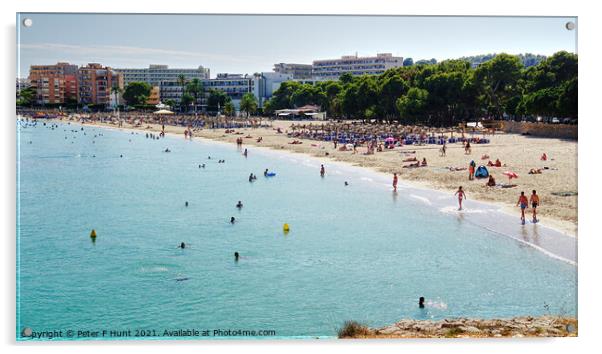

left=393, top=173, right=398, bottom=192
left=529, top=190, right=540, bottom=223
left=455, top=186, right=466, bottom=211
left=320, top=164, right=325, bottom=177
left=468, top=160, right=476, bottom=181
left=517, top=191, right=529, bottom=225
left=440, top=142, right=447, bottom=157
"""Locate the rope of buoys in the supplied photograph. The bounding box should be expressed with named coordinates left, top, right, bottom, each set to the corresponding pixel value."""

left=90, top=229, right=97, bottom=238
left=283, top=223, right=290, bottom=232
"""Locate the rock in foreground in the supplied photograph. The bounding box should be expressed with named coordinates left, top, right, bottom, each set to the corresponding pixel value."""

left=339, top=316, right=577, bottom=338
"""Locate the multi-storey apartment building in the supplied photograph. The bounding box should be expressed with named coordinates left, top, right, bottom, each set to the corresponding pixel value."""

left=273, top=63, right=313, bottom=79
left=77, top=63, right=123, bottom=106
left=159, top=73, right=254, bottom=110
left=312, top=53, right=403, bottom=79
left=28, top=62, right=79, bottom=104
left=115, top=64, right=210, bottom=86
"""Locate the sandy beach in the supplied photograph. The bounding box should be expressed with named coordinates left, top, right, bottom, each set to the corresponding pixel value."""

left=64, top=118, right=577, bottom=237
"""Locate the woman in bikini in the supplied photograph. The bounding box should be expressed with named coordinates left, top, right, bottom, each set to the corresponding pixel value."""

left=454, top=186, right=466, bottom=210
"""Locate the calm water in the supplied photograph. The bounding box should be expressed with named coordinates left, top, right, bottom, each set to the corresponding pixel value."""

left=16, top=121, right=577, bottom=340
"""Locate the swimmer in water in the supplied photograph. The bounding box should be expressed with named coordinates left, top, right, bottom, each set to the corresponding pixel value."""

left=243, top=148, right=248, bottom=157
left=185, top=201, right=189, bottom=207
left=179, top=242, right=186, bottom=249
left=455, top=186, right=466, bottom=210
left=120, top=154, right=123, bottom=158
left=419, top=297, right=425, bottom=308
left=264, top=169, right=269, bottom=177
left=249, top=173, right=254, bottom=182
left=345, top=181, right=349, bottom=186
left=230, top=217, right=235, bottom=224
left=236, top=201, right=243, bottom=208
left=234, top=252, right=240, bottom=261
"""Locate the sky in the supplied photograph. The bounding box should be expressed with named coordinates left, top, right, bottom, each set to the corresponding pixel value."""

left=16, top=14, right=577, bottom=78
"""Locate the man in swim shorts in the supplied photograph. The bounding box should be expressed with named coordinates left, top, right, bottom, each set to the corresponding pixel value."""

left=517, top=191, right=529, bottom=224
left=529, top=190, right=540, bottom=223
left=320, top=164, right=325, bottom=177
left=393, top=173, right=398, bottom=192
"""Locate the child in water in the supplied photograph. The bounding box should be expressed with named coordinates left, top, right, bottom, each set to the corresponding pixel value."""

left=455, top=186, right=466, bottom=210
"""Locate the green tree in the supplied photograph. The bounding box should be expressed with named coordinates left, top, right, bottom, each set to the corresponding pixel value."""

left=396, top=88, right=429, bottom=124
left=207, top=89, right=231, bottom=112
left=122, top=82, right=152, bottom=106
left=378, top=74, right=408, bottom=120
left=17, top=87, right=36, bottom=106
left=164, top=99, right=176, bottom=110
left=339, top=73, right=354, bottom=85
left=269, top=81, right=302, bottom=110
left=223, top=101, right=235, bottom=117
left=474, top=53, right=523, bottom=119
left=240, top=93, right=258, bottom=118
left=180, top=93, right=194, bottom=112
left=111, top=85, right=123, bottom=108
left=185, top=78, right=204, bottom=112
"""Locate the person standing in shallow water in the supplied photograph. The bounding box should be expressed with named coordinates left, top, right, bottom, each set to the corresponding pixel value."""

left=393, top=173, right=398, bottom=192
left=529, top=190, right=540, bottom=223
left=419, top=297, right=425, bottom=308
left=455, top=186, right=466, bottom=210
left=517, top=191, right=529, bottom=225
left=320, top=164, right=325, bottom=177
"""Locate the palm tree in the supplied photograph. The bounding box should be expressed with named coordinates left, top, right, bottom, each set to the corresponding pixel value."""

left=224, top=101, right=235, bottom=117
left=177, top=74, right=187, bottom=112
left=240, top=93, right=258, bottom=119
left=185, top=78, right=203, bottom=114
left=111, top=85, right=123, bottom=107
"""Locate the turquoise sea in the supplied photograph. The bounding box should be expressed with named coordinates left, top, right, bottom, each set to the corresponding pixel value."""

left=16, top=121, right=576, bottom=340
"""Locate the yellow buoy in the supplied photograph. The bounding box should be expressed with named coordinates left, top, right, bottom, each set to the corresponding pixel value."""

left=283, top=223, right=290, bottom=232
left=90, top=229, right=97, bottom=238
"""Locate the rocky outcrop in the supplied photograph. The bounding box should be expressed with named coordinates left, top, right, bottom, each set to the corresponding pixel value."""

left=341, top=316, right=577, bottom=338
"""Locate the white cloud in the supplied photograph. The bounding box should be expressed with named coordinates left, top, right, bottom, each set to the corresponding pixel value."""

left=19, top=43, right=258, bottom=65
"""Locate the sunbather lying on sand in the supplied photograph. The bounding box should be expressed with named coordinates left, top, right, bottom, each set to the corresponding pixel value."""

left=403, top=162, right=423, bottom=168
left=529, top=168, right=543, bottom=174
left=481, top=154, right=490, bottom=160
left=487, top=159, right=502, bottom=167
left=289, top=140, right=303, bottom=145
left=403, top=157, right=418, bottom=162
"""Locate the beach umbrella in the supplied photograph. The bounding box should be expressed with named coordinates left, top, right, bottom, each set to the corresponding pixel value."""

left=154, top=109, right=174, bottom=115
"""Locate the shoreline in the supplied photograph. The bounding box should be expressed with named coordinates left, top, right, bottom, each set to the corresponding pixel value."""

left=59, top=118, right=576, bottom=237
left=41, top=118, right=578, bottom=264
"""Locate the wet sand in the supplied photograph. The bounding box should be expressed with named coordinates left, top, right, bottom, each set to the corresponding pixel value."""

left=68, top=118, right=578, bottom=237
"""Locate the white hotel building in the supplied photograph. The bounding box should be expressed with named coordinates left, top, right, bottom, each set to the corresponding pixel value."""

left=115, top=64, right=210, bottom=86
left=312, top=53, right=403, bottom=79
